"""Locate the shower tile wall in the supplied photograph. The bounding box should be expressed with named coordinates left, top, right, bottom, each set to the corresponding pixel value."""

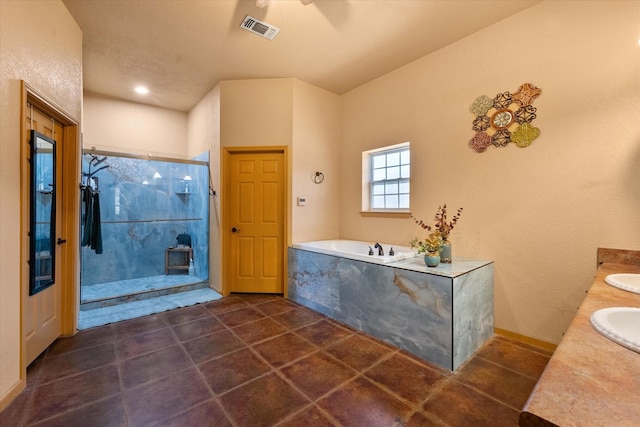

left=81, top=154, right=209, bottom=287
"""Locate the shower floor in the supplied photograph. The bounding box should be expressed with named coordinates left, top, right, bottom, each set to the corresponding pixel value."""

left=79, top=274, right=222, bottom=330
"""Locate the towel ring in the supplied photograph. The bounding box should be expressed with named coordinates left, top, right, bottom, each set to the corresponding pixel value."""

left=313, top=171, right=324, bottom=184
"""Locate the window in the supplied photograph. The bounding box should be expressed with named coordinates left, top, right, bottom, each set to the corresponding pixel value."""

left=362, top=142, right=410, bottom=212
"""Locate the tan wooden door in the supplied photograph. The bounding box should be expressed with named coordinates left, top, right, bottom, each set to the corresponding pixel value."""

left=228, top=151, right=284, bottom=293
left=24, top=105, right=63, bottom=364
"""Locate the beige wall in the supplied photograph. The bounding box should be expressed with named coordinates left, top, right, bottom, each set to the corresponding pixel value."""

left=340, top=0, right=640, bottom=344
left=291, top=79, right=341, bottom=242
left=220, top=78, right=294, bottom=149
left=83, top=94, right=188, bottom=158
left=216, top=78, right=341, bottom=278
left=188, top=85, right=222, bottom=292
left=193, top=79, right=341, bottom=292
left=0, top=0, right=82, bottom=407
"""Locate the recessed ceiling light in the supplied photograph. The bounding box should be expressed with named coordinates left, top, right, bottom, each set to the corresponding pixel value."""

left=135, top=86, right=149, bottom=95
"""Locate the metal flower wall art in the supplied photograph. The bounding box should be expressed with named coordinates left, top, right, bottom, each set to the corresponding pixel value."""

left=469, top=83, right=541, bottom=153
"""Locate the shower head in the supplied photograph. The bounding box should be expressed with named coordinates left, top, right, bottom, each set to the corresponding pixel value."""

left=93, top=165, right=110, bottom=174
left=93, top=156, right=107, bottom=166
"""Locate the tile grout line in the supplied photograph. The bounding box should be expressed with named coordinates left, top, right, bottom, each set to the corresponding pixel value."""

left=474, top=353, right=549, bottom=381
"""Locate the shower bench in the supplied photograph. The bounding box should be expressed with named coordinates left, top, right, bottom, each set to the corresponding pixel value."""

left=165, top=247, right=192, bottom=275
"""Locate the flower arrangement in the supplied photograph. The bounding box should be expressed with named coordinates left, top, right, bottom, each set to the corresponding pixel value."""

left=411, top=204, right=463, bottom=241
left=410, top=231, right=444, bottom=255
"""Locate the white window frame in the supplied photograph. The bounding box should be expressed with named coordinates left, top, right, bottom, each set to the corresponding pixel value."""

left=361, top=142, right=410, bottom=214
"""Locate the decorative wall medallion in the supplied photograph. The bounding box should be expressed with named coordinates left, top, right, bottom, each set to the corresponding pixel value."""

left=514, top=105, right=537, bottom=124
left=468, top=83, right=541, bottom=152
left=472, top=115, right=490, bottom=132
left=512, top=83, right=542, bottom=106
left=511, top=123, right=540, bottom=147
left=492, top=129, right=511, bottom=147
left=493, top=92, right=512, bottom=109
left=469, top=131, right=492, bottom=153
left=491, top=109, right=513, bottom=129
left=470, top=95, right=494, bottom=116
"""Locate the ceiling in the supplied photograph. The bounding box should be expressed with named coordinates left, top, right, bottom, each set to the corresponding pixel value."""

left=62, top=0, right=540, bottom=112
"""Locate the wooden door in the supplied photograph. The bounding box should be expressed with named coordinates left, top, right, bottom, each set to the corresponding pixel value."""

left=227, top=151, right=284, bottom=293
left=24, top=105, right=63, bottom=365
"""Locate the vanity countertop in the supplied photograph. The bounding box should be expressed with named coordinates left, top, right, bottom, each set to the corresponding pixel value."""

left=520, top=262, right=640, bottom=426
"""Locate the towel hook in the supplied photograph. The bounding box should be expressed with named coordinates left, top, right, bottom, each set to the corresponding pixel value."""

left=313, top=171, right=324, bottom=184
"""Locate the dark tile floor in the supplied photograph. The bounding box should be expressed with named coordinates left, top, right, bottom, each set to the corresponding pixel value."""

left=0, top=294, right=552, bottom=427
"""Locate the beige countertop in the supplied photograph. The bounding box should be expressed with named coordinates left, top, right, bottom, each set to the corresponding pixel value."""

left=520, top=261, right=640, bottom=426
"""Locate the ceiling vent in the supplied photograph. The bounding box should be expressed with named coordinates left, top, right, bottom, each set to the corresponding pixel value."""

left=240, top=15, right=280, bottom=40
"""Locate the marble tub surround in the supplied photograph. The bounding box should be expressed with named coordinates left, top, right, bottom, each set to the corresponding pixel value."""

left=288, top=248, right=494, bottom=371
left=520, top=262, right=640, bottom=426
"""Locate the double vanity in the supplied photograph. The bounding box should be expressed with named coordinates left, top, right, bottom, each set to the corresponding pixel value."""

left=590, top=273, right=640, bottom=354
left=520, top=248, right=640, bottom=426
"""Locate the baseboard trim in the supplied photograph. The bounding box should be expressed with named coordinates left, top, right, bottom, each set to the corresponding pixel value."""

left=0, top=378, right=26, bottom=413
left=494, top=327, right=557, bottom=352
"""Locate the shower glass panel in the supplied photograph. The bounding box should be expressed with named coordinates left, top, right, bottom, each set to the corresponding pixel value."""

left=80, top=151, right=210, bottom=306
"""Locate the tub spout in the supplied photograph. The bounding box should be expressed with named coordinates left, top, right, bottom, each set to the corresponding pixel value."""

left=374, top=242, right=384, bottom=256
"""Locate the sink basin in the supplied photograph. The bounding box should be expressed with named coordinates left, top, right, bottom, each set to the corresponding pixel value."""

left=590, top=307, right=640, bottom=354
left=604, top=273, right=640, bottom=294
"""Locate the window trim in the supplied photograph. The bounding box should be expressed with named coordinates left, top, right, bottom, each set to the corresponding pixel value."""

left=361, top=142, right=410, bottom=216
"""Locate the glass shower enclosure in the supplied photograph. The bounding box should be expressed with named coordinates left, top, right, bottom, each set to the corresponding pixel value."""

left=80, top=151, right=210, bottom=311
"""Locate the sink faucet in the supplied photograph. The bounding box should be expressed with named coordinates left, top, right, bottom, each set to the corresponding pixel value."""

left=374, top=242, right=384, bottom=256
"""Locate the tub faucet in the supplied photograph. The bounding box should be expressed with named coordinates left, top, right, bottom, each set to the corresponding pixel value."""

left=374, top=242, right=384, bottom=256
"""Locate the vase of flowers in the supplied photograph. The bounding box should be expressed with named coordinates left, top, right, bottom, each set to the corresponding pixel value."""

left=410, top=231, right=444, bottom=267
left=411, top=204, right=463, bottom=264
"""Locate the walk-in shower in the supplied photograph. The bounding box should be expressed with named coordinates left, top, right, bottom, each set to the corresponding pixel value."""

left=79, top=150, right=218, bottom=327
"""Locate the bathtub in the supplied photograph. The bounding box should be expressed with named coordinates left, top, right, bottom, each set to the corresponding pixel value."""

left=291, top=239, right=419, bottom=264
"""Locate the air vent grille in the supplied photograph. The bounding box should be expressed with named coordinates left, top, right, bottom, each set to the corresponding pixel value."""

left=241, top=15, right=280, bottom=40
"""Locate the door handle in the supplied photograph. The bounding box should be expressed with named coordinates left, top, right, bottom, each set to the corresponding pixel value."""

left=231, top=227, right=239, bottom=233
left=57, top=237, right=67, bottom=245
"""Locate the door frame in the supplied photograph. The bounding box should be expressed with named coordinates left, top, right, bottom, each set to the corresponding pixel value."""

left=20, top=81, right=80, bottom=370
left=221, top=146, right=290, bottom=297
